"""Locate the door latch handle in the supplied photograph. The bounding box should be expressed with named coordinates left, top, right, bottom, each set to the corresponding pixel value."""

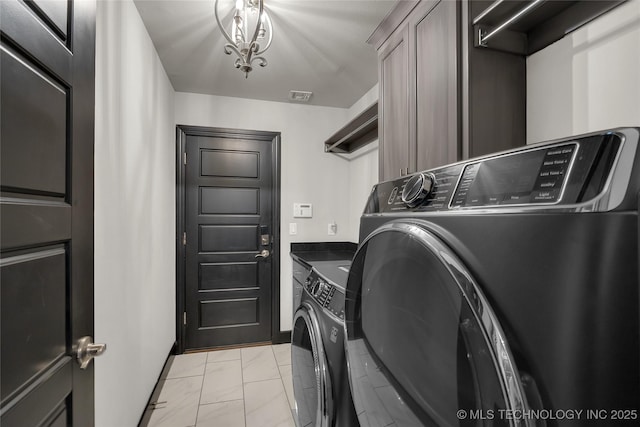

left=75, top=336, right=107, bottom=370
left=255, top=249, right=270, bottom=259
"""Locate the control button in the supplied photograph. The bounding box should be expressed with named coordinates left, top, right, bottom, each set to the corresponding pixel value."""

left=502, top=193, right=531, bottom=204
left=538, top=180, right=559, bottom=189
left=401, top=172, right=436, bottom=207
left=540, top=169, right=565, bottom=177
left=546, top=148, right=565, bottom=156
left=466, top=196, right=485, bottom=206
left=531, top=189, right=560, bottom=202
left=486, top=196, right=502, bottom=205
left=546, top=145, right=574, bottom=157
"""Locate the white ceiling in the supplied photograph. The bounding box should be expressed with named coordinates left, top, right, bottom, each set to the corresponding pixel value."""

left=134, top=0, right=396, bottom=108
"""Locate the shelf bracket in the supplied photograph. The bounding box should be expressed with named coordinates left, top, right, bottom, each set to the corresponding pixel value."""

left=477, top=0, right=546, bottom=47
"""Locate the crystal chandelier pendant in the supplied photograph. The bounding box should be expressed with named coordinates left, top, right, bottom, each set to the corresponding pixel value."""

left=214, top=0, right=273, bottom=78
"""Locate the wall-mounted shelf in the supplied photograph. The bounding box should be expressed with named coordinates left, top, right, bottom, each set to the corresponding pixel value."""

left=324, top=102, right=378, bottom=154
left=473, top=0, right=626, bottom=55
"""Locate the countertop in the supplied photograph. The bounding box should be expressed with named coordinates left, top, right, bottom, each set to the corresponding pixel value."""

left=290, top=242, right=357, bottom=288
left=290, top=242, right=357, bottom=266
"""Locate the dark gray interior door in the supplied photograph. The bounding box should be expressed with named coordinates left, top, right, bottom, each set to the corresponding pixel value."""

left=184, top=131, right=276, bottom=350
left=0, top=0, right=96, bottom=425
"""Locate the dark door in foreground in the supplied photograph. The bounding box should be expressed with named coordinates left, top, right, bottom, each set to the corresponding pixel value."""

left=1, top=0, right=97, bottom=425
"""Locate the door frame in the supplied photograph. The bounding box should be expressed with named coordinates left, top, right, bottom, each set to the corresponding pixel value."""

left=175, top=125, right=283, bottom=354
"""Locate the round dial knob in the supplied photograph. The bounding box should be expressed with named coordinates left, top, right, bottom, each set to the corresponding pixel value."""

left=310, top=280, right=320, bottom=294
left=401, top=172, right=436, bottom=207
left=314, top=281, right=326, bottom=297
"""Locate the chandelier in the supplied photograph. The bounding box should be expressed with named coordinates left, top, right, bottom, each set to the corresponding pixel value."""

left=214, top=0, right=273, bottom=78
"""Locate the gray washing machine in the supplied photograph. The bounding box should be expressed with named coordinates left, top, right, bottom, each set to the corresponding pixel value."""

left=292, top=261, right=358, bottom=427
left=345, top=128, right=640, bottom=426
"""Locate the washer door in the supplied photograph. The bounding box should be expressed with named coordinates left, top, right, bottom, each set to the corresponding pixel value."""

left=292, top=303, right=332, bottom=427
left=345, top=220, right=531, bottom=427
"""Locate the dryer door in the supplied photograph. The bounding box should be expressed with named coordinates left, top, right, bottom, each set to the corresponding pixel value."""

left=345, top=220, right=531, bottom=427
left=292, top=303, right=332, bottom=427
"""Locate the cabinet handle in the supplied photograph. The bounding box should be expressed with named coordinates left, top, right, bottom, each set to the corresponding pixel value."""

left=400, top=168, right=403, bottom=176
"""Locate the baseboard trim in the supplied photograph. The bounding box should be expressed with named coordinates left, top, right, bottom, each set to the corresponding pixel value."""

left=273, top=330, right=291, bottom=344
left=137, top=342, right=176, bottom=427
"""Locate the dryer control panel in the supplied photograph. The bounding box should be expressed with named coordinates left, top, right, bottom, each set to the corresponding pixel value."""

left=365, top=128, right=638, bottom=213
left=304, top=271, right=345, bottom=320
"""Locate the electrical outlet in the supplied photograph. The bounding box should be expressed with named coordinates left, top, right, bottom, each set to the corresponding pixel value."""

left=328, top=223, right=337, bottom=235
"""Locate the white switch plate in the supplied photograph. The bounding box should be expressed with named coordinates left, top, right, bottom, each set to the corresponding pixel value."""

left=289, top=223, right=297, bottom=235
left=293, top=203, right=312, bottom=218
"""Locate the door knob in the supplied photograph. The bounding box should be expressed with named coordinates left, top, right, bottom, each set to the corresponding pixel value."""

left=255, top=249, right=270, bottom=259
left=75, top=336, right=107, bottom=370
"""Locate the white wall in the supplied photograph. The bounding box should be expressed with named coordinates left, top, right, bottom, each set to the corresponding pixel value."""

left=339, top=84, right=380, bottom=242
left=347, top=147, right=378, bottom=242
left=95, top=1, right=176, bottom=426
left=175, top=93, right=350, bottom=331
left=527, top=0, right=640, bottom=143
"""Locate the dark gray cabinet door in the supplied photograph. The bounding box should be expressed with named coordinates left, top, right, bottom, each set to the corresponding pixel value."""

left=378, top=25, right=410, bottom=181
left=184, top=132, right=276, bottom=350
left=415, top=0, right=459, bottom=171
left=0, top=0, right=96, bottom=425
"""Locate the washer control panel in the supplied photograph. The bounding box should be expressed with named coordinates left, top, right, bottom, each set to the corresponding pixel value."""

left=365, top=131, right=625, bottom=213
left=304, top=271, right=345, bottom=319
left=451, top=144, right=576, bottom=207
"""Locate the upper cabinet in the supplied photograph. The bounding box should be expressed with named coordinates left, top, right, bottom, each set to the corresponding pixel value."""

left=414, top=0, right=459, bottom=173
left=370, top=0, right=625, bottom=181
left=370, top=0, right=525, bottom=181
left=376, top=0, right=460, bottom=181
left=378, top=23, right=411, bottom=179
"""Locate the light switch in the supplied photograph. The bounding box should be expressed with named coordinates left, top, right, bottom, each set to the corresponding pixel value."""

left=293, top=203, right=313, bottom=218
left=289, top=223, right=297, bottom=235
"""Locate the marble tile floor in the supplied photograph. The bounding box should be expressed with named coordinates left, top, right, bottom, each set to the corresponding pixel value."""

left=139, top=344, right=295, bottom=427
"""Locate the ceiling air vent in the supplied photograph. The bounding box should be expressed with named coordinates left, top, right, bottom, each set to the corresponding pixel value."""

left=289, top=90, right=313, bottom=102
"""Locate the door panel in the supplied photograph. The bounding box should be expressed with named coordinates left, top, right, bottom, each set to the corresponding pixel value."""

left=201, top=150, right=259, bottom=178
left=201, top=187, right=259, bottom=214
left=415, top=0, right=459, bottom=171
left=200, top=225, right=259, bottom=252
left=184, top=134, right=276, bottom=350
left=29, top=0, right=68, bottom=39
left=200, top=262, right=258, bottom=290
left=1, top=248, right=67, bottom=401
left=200, top=298, right=259, bottom=327
left=0, top=0, right=96, bottom=425
left=1, top=47, right=67, bottom=195
left=379, top=25, right=410, bottom=181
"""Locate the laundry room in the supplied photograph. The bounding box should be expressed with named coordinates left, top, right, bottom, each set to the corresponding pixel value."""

left=1, top=0, right=639, bottom=427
